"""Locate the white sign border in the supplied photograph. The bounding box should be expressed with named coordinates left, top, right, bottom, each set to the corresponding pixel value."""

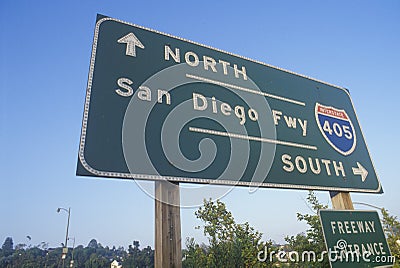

left=77, top=15, right=382, bottom=193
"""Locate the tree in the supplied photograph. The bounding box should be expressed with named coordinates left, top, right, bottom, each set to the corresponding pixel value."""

left=0, top=237, right=154, bottom=267
left=128, top=240, right=140, bottom=257
left=381, top=208, right=400, bottom=267
left=1, top=237, right=14, bottom=257
left=123, top=240, right=154, bottom=267
left=183, top=199, right=271, bottom=268
left=0, top=237, right=14, bottom=267
left=85, top=252, right=108, bottom=268
left=284, top=191, right=329, bottom=267
left=182, top=237, right=207, bottom=267
left=87, top=239, right=98, bottom=249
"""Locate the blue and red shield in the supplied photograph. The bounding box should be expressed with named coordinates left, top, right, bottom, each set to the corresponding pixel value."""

left=315, top=103, right=356, bottom=155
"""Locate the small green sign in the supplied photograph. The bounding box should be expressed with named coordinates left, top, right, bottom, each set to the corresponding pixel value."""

left=77, top=14, right=382, bottom=193
left=319, top=210, right=394, bottom=267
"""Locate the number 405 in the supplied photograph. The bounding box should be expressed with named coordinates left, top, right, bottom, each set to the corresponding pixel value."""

left=322, top=121, right=353, bottom=139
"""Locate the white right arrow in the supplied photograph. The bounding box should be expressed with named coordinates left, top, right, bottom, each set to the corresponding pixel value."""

left=352, top=162, right=368, bottom=182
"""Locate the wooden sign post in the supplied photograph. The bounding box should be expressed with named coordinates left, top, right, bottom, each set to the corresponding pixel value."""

left=329, top=191, right=354, bottom=210
left=155, top=181, right=182, bottom=268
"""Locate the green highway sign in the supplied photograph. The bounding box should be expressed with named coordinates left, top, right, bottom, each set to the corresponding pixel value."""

left=319, top=210, right=393, bottom=267
left=77, top=14, right=382, bottom=193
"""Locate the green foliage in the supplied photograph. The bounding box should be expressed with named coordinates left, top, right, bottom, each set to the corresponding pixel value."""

left=1, top=237, right=14, bottom=258
left=183, top=199, right=271, bottom=268
left=183, top=195, right=399, bottom=268
left=0, top=237, right=14, bottom=267
left=284, top=191, right=329, bottom=267
left=87, top=238, right=99, bottom=249
left=0, top=238, right=154, bottom=267
left=123, top=240, right=154, bottom=267
left=381, top=208, right=400, bottom=267
left=182, top=237, right=208, bottom=267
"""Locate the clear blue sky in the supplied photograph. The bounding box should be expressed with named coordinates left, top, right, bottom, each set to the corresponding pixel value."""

left=1, top=0, right=399, bottom=249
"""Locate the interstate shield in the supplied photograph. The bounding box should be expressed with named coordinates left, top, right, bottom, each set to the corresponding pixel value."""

left=315, top=103, right=356, bottom=155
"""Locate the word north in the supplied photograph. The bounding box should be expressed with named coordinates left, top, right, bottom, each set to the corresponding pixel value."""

left=164, top=45, right=248, bottom=81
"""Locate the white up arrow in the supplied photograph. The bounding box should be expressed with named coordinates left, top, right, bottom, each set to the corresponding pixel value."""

left=117, top=32, right=144, bottom=57
left=352, top=162, right=368, bottom=182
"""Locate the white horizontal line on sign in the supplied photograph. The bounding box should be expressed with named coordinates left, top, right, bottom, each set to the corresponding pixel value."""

left=188, top=127, right=317, bottom=150
left=186, top=74, right=305, bottom=106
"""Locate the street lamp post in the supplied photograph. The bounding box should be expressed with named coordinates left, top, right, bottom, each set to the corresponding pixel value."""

left=353, top=202, right=382, bottom=210
left=57, top=207, right=71, bottom=268
left=69, top=237, right=75, bottom=268
left=353, top=202, right=397, bottom=238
